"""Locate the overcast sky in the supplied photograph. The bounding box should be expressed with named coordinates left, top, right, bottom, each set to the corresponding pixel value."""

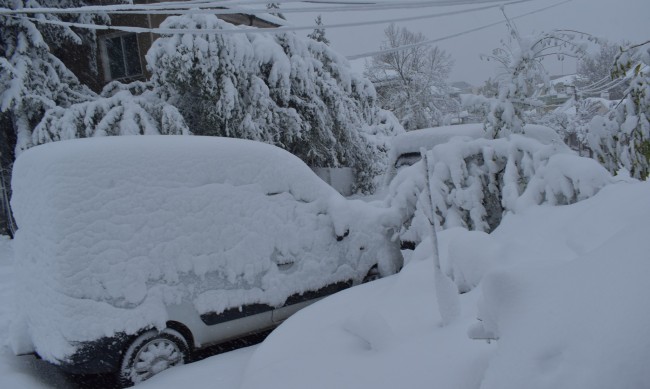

left=281, top=0, right=650, bottom=85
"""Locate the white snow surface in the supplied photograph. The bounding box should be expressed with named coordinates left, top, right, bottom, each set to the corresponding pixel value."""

left=241, top=180, right=650, bottom=389
left=9, top=136, right=402, bottom=363
left=1, top=155, right=649, bottom=388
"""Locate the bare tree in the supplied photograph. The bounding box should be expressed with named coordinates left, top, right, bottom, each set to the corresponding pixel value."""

left=365, top=24, right=455, bottom=131
left=464, top=12, right=590, bottom=138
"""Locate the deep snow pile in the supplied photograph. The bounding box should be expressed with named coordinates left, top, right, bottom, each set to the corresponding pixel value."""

left=473, top=181, right=650, bottom=389
left=9, top=136, right=402, bottom=363
left=241, top=179, right=650, bottom=389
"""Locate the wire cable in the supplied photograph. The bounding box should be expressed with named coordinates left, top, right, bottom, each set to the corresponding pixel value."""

left=346, top=0, right=572, bottom=60
left=9, top=0, right=531, bottom=36
left=0, top=0, right=532, bottom=16
left=577, top=77, right=627, bottom=94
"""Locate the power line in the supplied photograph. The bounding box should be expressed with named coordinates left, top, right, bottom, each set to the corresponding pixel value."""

left=578, top=77, right=627, bottom=95
left=576, top=75, right=612, bottom=91
left=9, top=0, right=531, bottom=36
left=0, top=0, right=530, bottom=16
left=346, top=0, right=573, bottom=60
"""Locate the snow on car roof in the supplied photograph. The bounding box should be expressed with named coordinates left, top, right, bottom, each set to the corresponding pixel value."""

left=390, top=124, right=485, bottom=158
left=12, top=135, right=337, bottom=204
left=390, top=123, right=563, bottom=160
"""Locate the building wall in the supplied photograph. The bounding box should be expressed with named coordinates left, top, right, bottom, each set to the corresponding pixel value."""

left=61, top=0, right=279, bottom=92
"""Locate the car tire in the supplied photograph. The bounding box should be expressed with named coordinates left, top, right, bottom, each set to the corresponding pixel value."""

left=118, top=328, right=190, bottom=387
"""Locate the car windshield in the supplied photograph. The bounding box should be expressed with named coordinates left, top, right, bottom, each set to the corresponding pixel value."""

left=394, top=152, right=422, bottom=169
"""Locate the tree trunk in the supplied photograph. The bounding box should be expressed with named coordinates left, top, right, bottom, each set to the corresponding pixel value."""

left=0, top=113, right=17, bottom=238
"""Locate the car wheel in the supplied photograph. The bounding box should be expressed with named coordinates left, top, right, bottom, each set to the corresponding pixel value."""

left=118, top=328, right=189, bottom=387
left=362, top=265, right=381, bottom=283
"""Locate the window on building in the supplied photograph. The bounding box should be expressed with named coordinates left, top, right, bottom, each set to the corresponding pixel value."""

left=101, top=33, right=142, bottom=81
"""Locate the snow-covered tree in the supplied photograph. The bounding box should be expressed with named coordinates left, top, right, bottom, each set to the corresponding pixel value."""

left=0, top=1, right=193, bottom=235
left=0, top=0, right=107, bottom=235
left=0, top=0, right=101, bottom=154
left=586, top=41, right=650, bottom=179
left=147, top=14, right=402, bottom=192
left=0, top=1, right=190, bottom=148
left=307, top=15, right=329, bottom=45
left=365, top=24, right=456, bottom=131
left=464, top=13, right=589, bottom=138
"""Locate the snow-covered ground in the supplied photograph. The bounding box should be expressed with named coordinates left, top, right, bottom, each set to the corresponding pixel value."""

left=1, top=179, right=649, bottom=388
left=241, top=179, right=650, bottom=389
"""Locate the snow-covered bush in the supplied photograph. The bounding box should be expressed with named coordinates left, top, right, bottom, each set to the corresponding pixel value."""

left=147, top=14, right=402, bottom=192
left=387, top=135, right=613, bottom=243
left=32, top=81, right=190, bottom=142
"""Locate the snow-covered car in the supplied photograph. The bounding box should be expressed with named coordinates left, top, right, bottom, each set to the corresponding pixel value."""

left=9, top=136, right=403, bottom=386
left=383, top=123, right=564, bottom=186
left=383, top=124, right=485, bottom=186
left=385, top=124, right=566, bottom=249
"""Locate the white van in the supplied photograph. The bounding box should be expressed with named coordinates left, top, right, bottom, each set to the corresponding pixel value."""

left=10, top=136, right=403, bottom=386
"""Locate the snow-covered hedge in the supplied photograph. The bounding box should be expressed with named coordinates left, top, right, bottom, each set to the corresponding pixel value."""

left=387, top=134, right=614, bottom=243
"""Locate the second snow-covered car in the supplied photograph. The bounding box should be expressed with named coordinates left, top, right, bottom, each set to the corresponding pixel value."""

left=10, top=136, right=403, bottom=386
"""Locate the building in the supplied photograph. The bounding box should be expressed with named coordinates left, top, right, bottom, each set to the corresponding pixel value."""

left=60, top=0, right=281, bottom=92
left=537, top=74, right=578, bottom=111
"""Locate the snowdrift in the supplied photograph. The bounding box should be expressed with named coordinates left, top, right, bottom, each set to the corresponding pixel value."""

left=242, top=180, right=650, bottom=389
